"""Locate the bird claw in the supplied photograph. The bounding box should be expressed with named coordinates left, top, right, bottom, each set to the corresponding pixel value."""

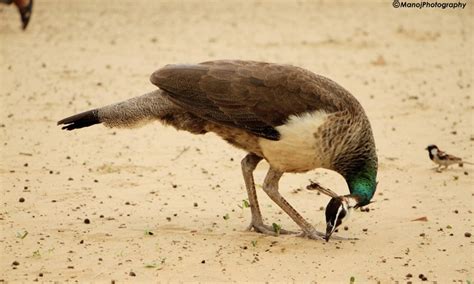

left=297, top=230, right=358, bottom=241
left=329, top=235, right=359, bottom=241
left=246, top=222, right=297, bottom=236
left=297, top=230, right=325, bottom=240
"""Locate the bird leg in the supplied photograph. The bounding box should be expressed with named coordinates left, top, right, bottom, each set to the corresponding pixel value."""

left=436, top=165, right=446, bottom=173
left=262, top=167, right=325, bottom=240
left=241, top=154, right=295, bottom=236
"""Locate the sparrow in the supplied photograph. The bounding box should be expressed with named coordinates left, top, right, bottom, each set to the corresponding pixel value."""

left=425, top=144, right=472, bottom=172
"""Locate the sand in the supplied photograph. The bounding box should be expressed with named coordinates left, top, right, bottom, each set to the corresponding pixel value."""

left=1, top=0, right=473, bottom=282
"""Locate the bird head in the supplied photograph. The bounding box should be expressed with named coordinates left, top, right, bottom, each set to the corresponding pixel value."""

left=425, top=144, right=439, bottom=158
left=306, top=182, right=357, bottom=241
left=425, top=144, right=438, bottom=153
left=324, top=196, right=353, bottom=241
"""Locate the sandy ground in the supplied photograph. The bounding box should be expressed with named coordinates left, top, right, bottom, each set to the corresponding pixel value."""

left=1, top=0, right=473, bottom=282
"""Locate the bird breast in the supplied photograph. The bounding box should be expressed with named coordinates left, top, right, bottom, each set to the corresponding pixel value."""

left=259, top=110, right=331, bottom=173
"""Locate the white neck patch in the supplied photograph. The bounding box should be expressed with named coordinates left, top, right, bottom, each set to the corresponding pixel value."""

left=258, top=110, right=330, bottom=172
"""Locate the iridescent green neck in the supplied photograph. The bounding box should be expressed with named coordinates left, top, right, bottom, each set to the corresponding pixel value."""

left=345, top=162, right=378, bottom=207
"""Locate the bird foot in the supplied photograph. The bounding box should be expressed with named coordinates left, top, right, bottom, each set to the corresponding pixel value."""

left=246, top=222, right=297, bottom=236
left=297, top=230, right=325, bottom=240
left=327, top=235, right=359, bottom=241
left=298, top=231, right=358, bottom=241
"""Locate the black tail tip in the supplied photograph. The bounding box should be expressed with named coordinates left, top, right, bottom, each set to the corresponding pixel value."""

left=58, top=109, right=100, bottom=131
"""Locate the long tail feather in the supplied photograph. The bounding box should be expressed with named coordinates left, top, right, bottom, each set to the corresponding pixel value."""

left=57, top=90, right=177, bottom=131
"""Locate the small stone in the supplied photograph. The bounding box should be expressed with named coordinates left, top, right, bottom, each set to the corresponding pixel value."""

left=362, top=228, right=368, bottom=232
left=406, top=273, right=412, bottom=278
left=12, top=261, right=19, bottom=266
left=84, top=218, right=90, bottom=224
left=201, top=260, right=206, bottom=264
left=19, top=197, right=25, bottom=203
left=464, top=232, right=471, bottom=238
left=129, top=271, right=136, bottom=277
left=194, top=202, right=198, bottom=207
left=344, top=226, right=349, bottom=231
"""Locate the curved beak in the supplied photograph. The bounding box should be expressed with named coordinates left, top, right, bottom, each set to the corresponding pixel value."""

left=325, top=222, right=336, bottom=242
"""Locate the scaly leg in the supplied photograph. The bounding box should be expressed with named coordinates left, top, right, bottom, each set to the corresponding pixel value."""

left=241, top=154, right=295, bottom=236
left=262, top=167, right=325, bottom=240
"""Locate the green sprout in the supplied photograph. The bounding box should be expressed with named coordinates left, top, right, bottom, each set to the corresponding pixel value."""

left=272, top=223, right=281, bottom=236
left=16, top=230, right=28, bottom=239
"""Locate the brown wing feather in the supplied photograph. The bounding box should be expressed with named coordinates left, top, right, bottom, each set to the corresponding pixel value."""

left=438, top=150, right=462, bottom=161
left=150, top=60, right=360, bottom=140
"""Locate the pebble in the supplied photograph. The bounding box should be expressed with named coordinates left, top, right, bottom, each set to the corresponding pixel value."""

left=465, top=232, right=471, bottom=238
left=12, top=261, right=19, bottom=266
left=19, top=197, right=25, bottom=203
left=129, top=271, right=136, bottom=277
left=84, top=218, right=90, bottom=224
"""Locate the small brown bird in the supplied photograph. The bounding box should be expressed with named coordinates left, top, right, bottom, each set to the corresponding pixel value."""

left=425, top=144, right=472, bottom=172
left=58, top=60, right=378, bottom=241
